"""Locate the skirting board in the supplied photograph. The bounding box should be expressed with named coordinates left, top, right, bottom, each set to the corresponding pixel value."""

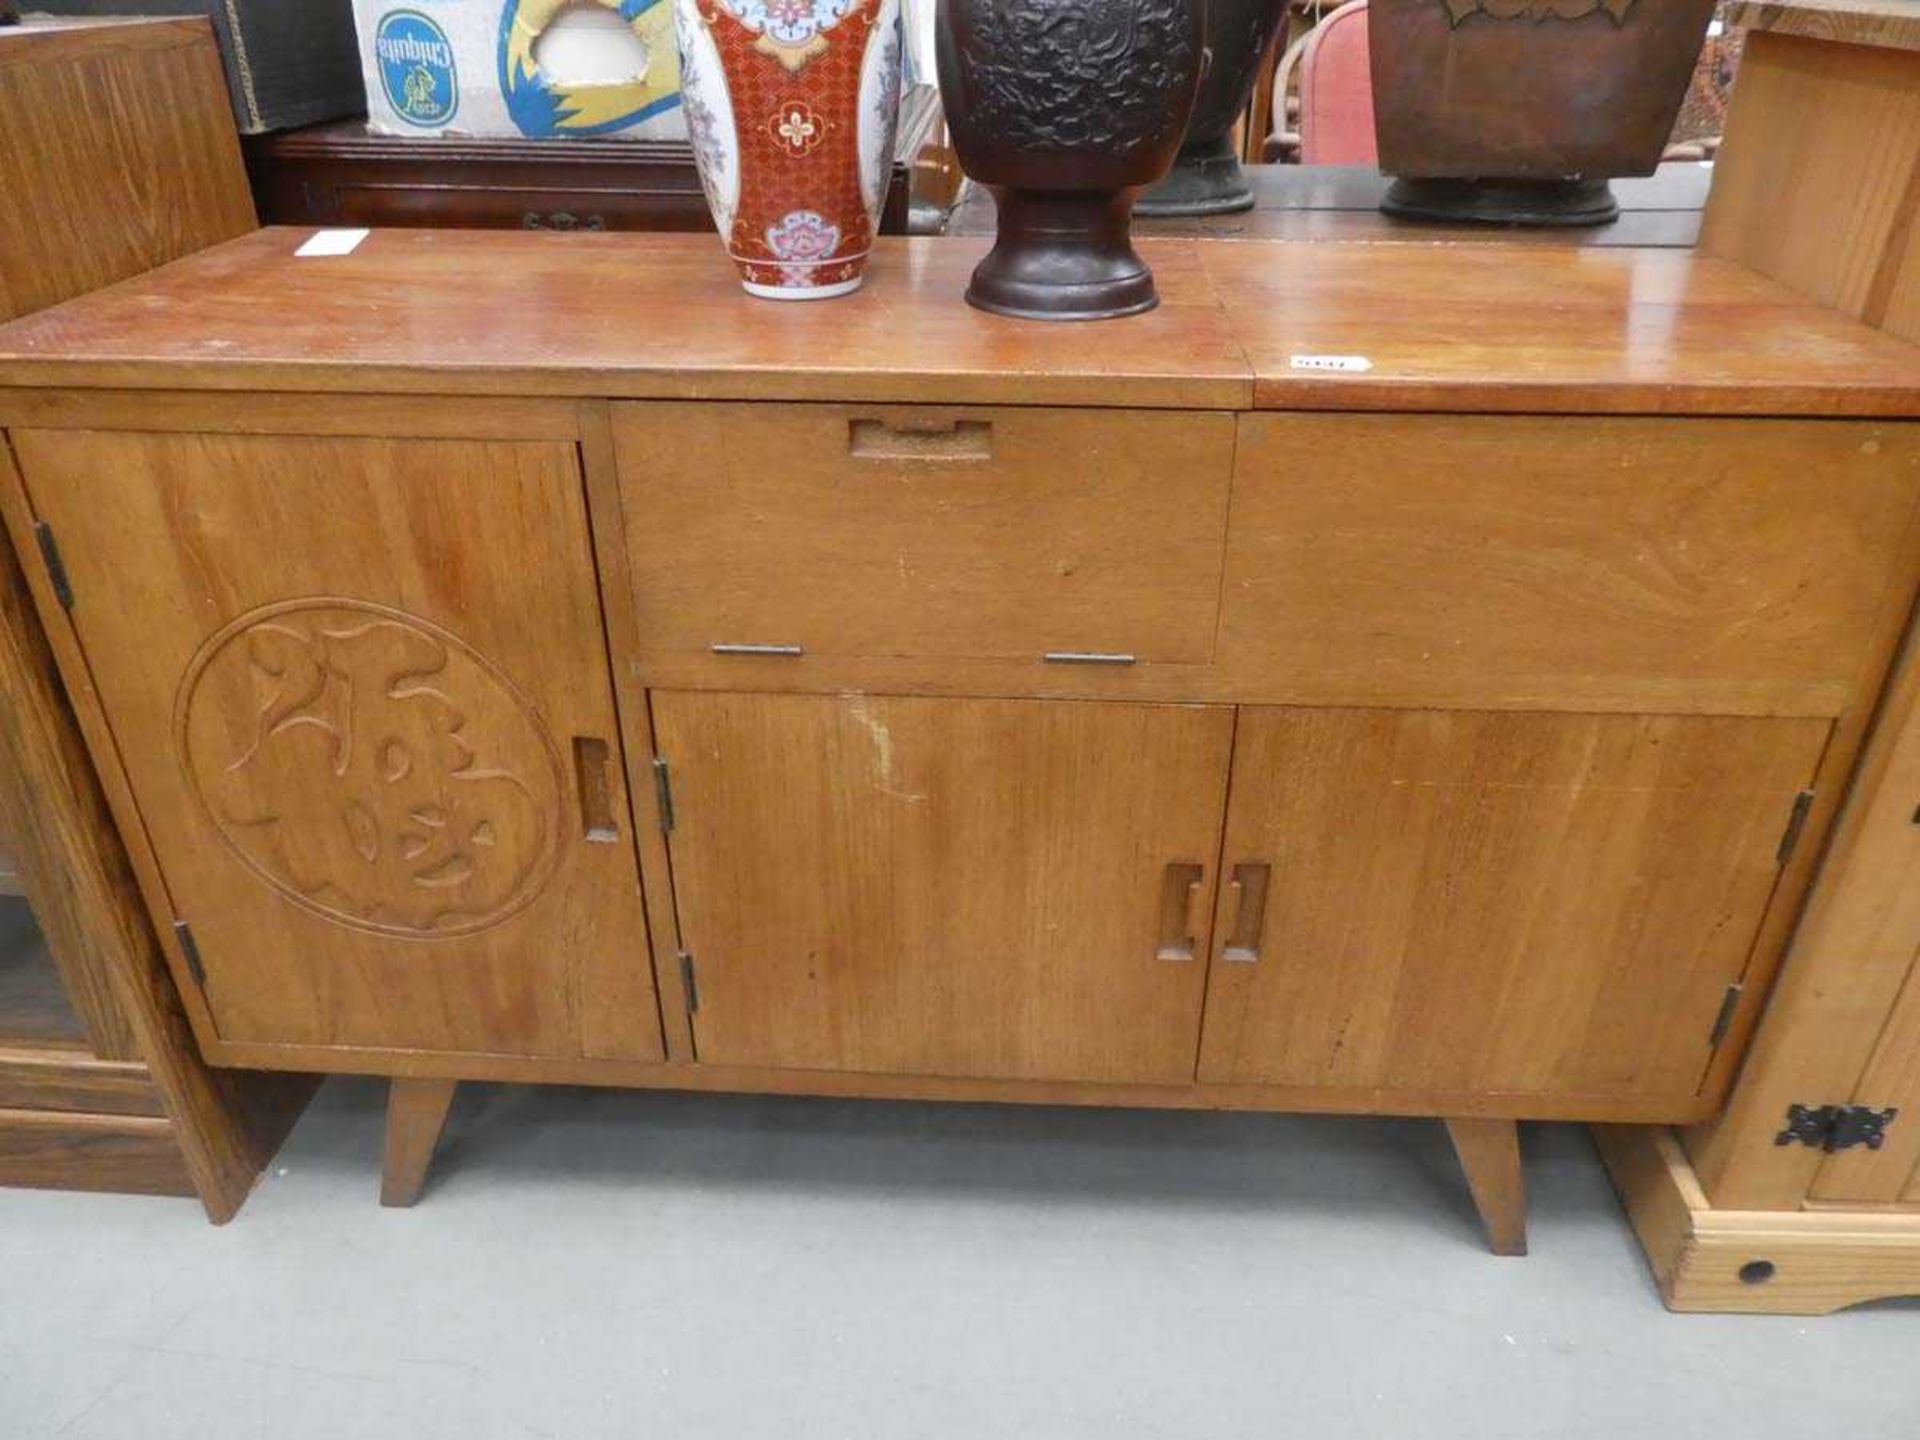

left=1594, top=1124, right=1920, bottom=1315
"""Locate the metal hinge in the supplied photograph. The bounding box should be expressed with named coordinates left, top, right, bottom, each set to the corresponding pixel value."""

left=1776, top=789, right=1816, bottom=866
left=652, top=757, right=675, bottom=833
left=1708, top=981, right=1743, bottom=1048
left=172, top=920, right=206, bottom=987
left=32, top=522, right=72, bottom=610
left=1775, top=1103, right=1900, bottom=1153
left=678, top=951, right=699, bottom=1013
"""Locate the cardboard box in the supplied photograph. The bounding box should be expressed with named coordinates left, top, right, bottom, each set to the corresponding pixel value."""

left=30, top=0, right=366, bottom=133
left=352, top=0, right=686, bottom=139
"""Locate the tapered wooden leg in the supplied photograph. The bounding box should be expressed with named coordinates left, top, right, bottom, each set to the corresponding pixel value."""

left=380, top=1078, right=459, bottom=1208
left=1445, top=1117, right=1528, bottom=1256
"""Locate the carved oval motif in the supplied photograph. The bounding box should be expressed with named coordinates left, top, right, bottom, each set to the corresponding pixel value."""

left=175, top=599, right=565, bottom=939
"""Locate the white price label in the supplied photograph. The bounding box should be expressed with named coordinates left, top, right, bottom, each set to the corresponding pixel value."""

left=295, top=228, right=371, bottom=258
left=1289, top=353, right=1374, bottom=373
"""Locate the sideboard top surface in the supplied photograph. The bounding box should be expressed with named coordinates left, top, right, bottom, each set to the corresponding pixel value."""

left=0, top=228, right=1916, bottom=416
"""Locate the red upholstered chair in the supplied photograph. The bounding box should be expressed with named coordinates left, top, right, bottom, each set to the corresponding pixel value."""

left=1295, top=0, right=1378, bottom=166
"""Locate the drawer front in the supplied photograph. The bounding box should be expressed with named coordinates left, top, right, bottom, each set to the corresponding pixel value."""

left=1223, top=415, right=1920, bottom=713
left=611, top=403, right=1235, bottom=666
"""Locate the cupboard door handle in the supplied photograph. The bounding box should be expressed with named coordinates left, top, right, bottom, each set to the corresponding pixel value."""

left=1223, top=863, right=1271, bottom=963
left=573, top=737, right=620, bottom=843
left=847, top=417, right=993, bottom=462
left=1156, top=862, right=1206, bottom=962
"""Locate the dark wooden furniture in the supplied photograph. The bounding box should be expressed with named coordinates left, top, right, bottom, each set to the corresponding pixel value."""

left=952, top=162, right=1713, bottom=248
left=0, top=15, right=312, bottom=1217
left=246, top=86, right=947, bottom=237
left=0, top=229, right=1916, bottom=1250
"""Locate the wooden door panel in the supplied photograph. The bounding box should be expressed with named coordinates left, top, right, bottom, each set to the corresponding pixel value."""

left=612, top=403, right=1234, bottom=665
left=1199, top=708, right=1828, bottom=1100
left=1222, top=415, right=1920, bottom=713
left=654, top=692, right=1232, bottom=1083
left=12, top=428, right=662, bottom=1062
left=1811, top=959, right=1920, bottom=1205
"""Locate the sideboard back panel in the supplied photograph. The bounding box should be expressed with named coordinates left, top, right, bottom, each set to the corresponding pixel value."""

left=10, top=428, right=663, bottom=1062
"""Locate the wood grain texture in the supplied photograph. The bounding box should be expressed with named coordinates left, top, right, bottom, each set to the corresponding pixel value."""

left=3, top=230, right=1919, bottom=415
left=0, top=1105, right=194, bottom=1197
left=1809, top=950, right=1920, bottom=1202
left=0, top=230, right=1251, bottom=412
left=653, top=692, right=1233, bottom=1084
left=1197, top=709, right=1828, bottom=1100
left=0, top=438, right=314, bottom=1220
left=1699, top=31, right=1920, bottom=344
left=1221, top=415, right=1920, bottom=715
left=1686, top=620, right=1920, bottom=1207
left=1729, top=0, right=1920, bottom=51
left=1446, top=1118, right=1528, bottom=1256
left=611, top=403, right=1234, bottom=665
left=10, top=427, right=662, bottom=1064
left=380, top=1077, right=458, bottom=1208
left=1201, top=239, right=1920, bottom=415
left=0, top=16, right=254, bottom=323
left=1598, top=1124, right=1920, bottom=1314
left=0, top=1045, right=166, bottom=1116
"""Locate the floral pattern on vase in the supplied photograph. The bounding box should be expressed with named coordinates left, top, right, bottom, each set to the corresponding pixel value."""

left=674, top=0, right=901, bottom=300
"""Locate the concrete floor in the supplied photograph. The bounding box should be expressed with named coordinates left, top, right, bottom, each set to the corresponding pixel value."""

left=2, top=1081, right=1916, bottom=1440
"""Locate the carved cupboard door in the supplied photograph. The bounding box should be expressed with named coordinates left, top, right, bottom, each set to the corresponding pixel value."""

left=1197, top=708, right=1829, bottom=1104
left=10, top=428, right=662, bottom=1062
left=652, top=692, right=1233, bottom=1083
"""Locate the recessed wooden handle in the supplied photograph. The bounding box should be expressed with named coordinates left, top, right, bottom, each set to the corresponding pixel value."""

left=1156, top=861, right=1205, bottom=962
left=573, top=737, right=619, bottom=843
left=848, top=417, right=993, bottom=462
left=1223, top=862, right=1271, bottom=964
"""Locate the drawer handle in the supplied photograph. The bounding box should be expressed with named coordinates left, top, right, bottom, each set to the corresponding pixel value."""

left=848, top=418, right=993, bottom=462
left=1044, top=651, right=1137, bottom=667
left=1223, top=863, right=1272, bottom=964
left=1156, top=862, right=1206, bottom=962
left=572, top=737, right=620, bottom=843
left=711, top=643, right=804, bottom=657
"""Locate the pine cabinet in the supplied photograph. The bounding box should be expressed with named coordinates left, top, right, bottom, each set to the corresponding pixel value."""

left=3, top=228, right=1918, bottom=1243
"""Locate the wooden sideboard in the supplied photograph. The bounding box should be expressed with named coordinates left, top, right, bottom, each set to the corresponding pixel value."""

left=1, top=229, right=1917, bottom=1243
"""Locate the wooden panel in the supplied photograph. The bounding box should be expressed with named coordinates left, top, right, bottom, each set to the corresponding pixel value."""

left=0, top=1046, right=166, bottom=1116
left=1685, top=620, right=1920, bottom=1207
left=1221, top=415, right=1920, bottom=713
left=1201, top=240, right=1920, bottom=416
left=612, top=403, right=1234, bottom=665
left=0, top=1106, right=194, bottom=1197
left=1810, top=945, right=1920, bottom=1202
left=0, top=17, right=254, bottom=322
left=653, top=692, right=1233, bottom=1084
left=10, top=427, right=661, bottom=1063
left=1731, top=1, right=1920, bottom=58
left=0, top=230, right=1253, bottom=412
left=1699, top=31, right=1920, bottom=344
left=1198, top=709, right=1829, bottom=1100
left=5, top=229, right=1920, bottom=416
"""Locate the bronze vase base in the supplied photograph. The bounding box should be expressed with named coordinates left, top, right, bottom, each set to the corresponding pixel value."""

left=1382, top=177, right=1620, bottom=229
left=1136, top=136, right=1256, bottom=218
left=966, top=187, right=1159, bottom=322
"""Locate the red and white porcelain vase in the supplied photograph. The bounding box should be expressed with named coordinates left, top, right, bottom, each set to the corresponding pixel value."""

left=674, top=0, right=903, bottom=299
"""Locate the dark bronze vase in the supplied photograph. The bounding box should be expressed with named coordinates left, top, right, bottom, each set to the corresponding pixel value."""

left=1137, top=0, right=1287, bottom=217
left=936, top=0, right=1206, bottom=320
left=1370, top=0, right=1717, bottom=227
